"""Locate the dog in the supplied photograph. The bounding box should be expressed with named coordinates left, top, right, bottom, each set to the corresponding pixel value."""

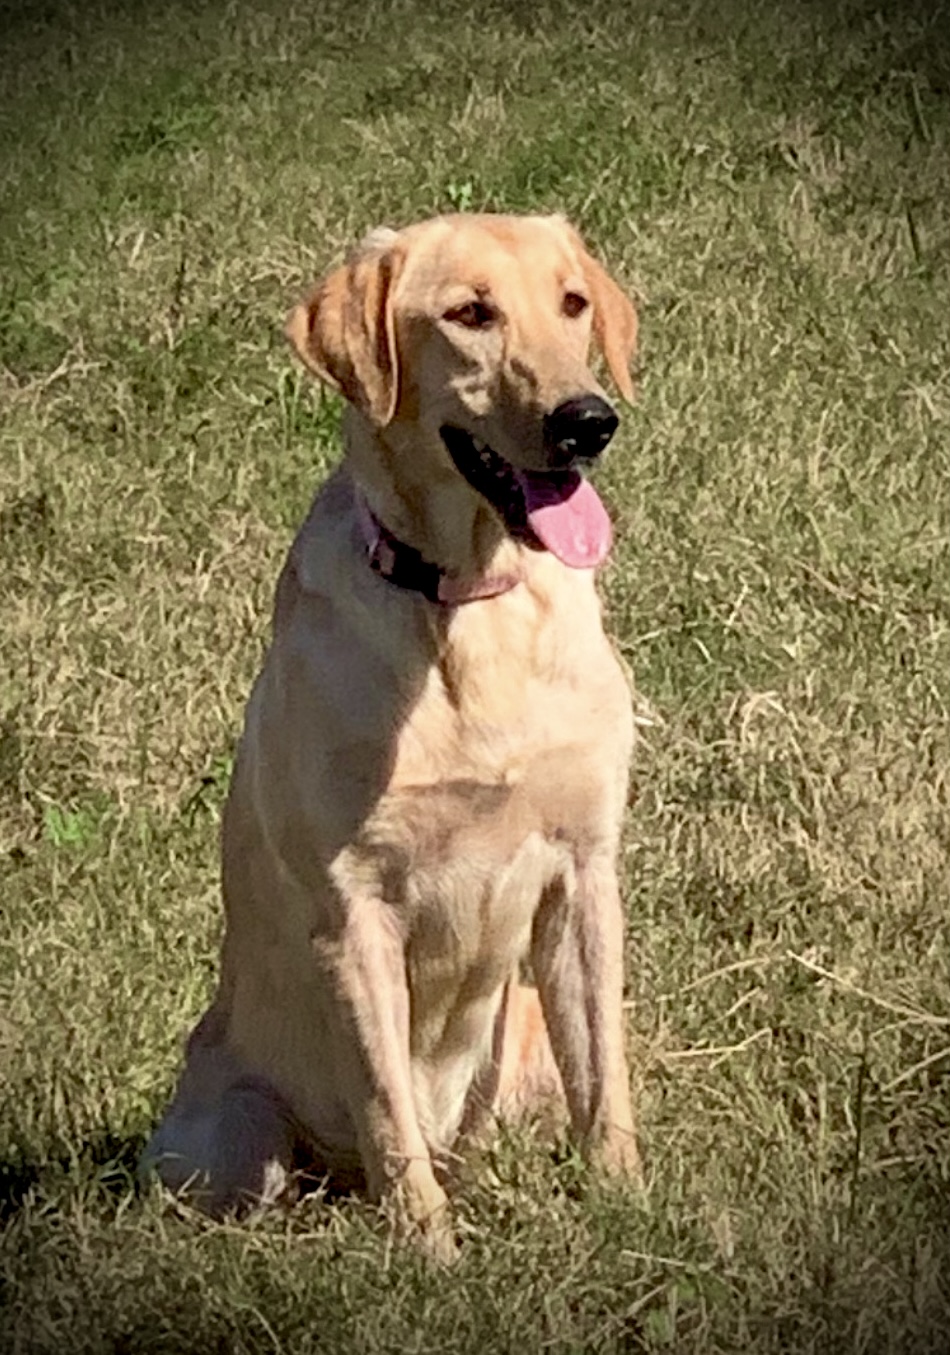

left=143, top=212, right=641, bottom=1260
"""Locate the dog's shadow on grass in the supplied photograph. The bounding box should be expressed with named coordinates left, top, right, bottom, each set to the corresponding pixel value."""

left=0, top=1128, right=150, bottom=1225
left=0, top=1128, right=374, bottom=1230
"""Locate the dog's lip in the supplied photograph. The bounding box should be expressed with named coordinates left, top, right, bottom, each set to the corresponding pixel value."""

left=440, top=424, right=532, bottom=535
left=441, top=425, right=575, bottom=474
left=439, top=425, right=612, bottom=568
left=440, top=425, right=588, bottom=505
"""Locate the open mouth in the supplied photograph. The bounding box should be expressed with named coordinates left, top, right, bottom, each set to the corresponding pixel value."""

left=440, top=425, right=613, bottom=570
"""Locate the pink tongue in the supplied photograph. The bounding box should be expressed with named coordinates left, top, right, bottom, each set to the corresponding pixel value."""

left=516, top=470, right=613, bottom=568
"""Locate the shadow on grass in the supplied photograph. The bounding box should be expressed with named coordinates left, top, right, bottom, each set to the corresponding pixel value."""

left=2, top=1119, right=950, bottom=1351
left=0, top=1130, right=377, bottom=1232
left=0, top=1128, right=148, bottom=1224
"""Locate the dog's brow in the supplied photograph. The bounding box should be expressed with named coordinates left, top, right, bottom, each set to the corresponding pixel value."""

left=438, top=280, right=493, bottom=306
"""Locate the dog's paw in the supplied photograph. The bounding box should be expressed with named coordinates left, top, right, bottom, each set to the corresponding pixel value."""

left=383, top=1165, right=459, bottom=1264
left=591, top=1127, right=643, bottom=1187
left=414, top=1206, right=460, bottom=1266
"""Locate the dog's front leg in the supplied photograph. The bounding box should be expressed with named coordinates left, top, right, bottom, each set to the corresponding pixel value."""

left=311, top=900, right=455, bottom=1261
left=531, top=854, right=641, bottom=1180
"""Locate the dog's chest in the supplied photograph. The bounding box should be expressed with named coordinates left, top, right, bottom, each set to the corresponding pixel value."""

left=355, top=740, right=573, bottom=900
left=343, top=665, right=623, bottom=968
left=350, top=761, right=574, bottom=1023
left=321, top=578, right=632, bottom=1000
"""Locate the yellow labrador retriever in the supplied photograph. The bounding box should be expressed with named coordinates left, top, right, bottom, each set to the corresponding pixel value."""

left=144, top=213, right=640, bottom=1259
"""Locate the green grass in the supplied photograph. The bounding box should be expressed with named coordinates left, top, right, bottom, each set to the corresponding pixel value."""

left=2, top=0, right=949, bottom=1349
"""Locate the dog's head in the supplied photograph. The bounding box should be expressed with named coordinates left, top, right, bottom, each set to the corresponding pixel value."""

left=286, top=214, right=637, bottom=567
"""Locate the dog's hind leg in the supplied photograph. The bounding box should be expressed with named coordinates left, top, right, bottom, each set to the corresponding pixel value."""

left=140, top=1012, right=298, bottom=1216
left=494, top=981, right=566, bottom=1122
left=459, top=980, right=566, bottom=1141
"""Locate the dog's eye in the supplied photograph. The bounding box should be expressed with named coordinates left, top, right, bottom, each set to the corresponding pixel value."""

left=444, top=300, right=496, bottom=329
left=563, top=291, right=589, bottom=319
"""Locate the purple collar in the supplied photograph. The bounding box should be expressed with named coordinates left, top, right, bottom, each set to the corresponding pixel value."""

left=355, top=493, right=523, bottom=605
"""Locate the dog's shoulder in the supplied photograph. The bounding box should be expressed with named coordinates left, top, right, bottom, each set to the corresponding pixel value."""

left=285, top=467, right=355, bottom=593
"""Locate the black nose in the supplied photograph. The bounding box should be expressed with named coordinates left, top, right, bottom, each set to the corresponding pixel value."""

left=543, top=395, right=619, bottom=466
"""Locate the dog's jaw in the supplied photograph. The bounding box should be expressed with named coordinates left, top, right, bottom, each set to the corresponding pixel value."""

left=440, top=426, right=613, bottom=569
left=439, top=426, right=529, bottom=535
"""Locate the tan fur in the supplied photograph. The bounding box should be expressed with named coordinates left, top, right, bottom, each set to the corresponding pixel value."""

left=143, top=214, right=640, bottom=1260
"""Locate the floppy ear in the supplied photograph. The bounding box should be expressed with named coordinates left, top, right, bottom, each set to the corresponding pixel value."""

left=582, top=252, right=638, bottom=403
left=558, top=221, right=638, bottom=402
left=285, top=241, right=405, bottom=426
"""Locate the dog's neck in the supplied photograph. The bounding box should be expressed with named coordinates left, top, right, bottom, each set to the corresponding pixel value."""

left=343, top=409, right=526, bottom=604
left=354, top=494, right=523, bottom=605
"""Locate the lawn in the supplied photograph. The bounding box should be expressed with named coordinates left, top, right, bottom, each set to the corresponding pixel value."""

left=1, top=0, right=949, bottom=1349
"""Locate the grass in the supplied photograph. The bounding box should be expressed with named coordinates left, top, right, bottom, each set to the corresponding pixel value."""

left=1, top=0, right=949, bottom=1348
